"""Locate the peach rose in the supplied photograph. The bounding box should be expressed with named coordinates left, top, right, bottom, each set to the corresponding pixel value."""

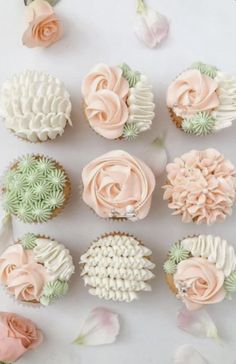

left=82, top=63, right=129, bottom=101
left=174, top=257, right=226, bottom=310
left=22, top=0, right=63, bottom=48
left=82, top=150, right=156, bottom=220
left=7, top=263, right=48, bottom=302
left=0, top=244, right=33, bottom=284
left=167, top=69, right=219, bottom=117
left=0, top=312, right=43, bottom=362
left=85, top=90, right=129, bottom=139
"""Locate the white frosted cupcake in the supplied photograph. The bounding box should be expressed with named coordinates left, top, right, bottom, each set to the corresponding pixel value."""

left=81, top=63, right=155, bottom=140
left=0, top=70, right=72, bottom=142
left=80, top=232, right=155, bottom=302
left=0, top=233, right=75, bottom=306
left=164, top=235, right=236, bottom=310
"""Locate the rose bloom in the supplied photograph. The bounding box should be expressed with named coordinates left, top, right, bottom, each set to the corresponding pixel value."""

left=22, top=0, right=63, bottom=48
left=82, top=150, right=156, bottom=220
left=174, top=257, right=226, bottom=310
left=167, top=69, right=219, bottom=117
left=0, top=312, right=43, bottom=363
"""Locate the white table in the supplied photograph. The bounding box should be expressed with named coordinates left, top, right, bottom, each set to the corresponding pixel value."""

left=0, top=0, right=236, bottom=362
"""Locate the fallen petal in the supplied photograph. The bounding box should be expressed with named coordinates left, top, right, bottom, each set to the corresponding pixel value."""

left=73, top=308, right=120, bottom=346
left=174, top=345, right=209, bottom=364
left=143, top=134, right=168, bottom=176
left=177, top=307, right=220, bottom=341
left=0, top=214, right=14, bottom=255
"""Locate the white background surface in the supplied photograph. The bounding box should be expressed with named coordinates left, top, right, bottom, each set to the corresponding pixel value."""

left=0, top=0, right=236, bottom=363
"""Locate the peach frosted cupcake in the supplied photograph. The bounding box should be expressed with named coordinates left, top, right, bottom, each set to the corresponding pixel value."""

left=0, top=233, right=75, bottom=306
left=81, top=63, right=155, bottom=140
left=164, top=235, right=236, bottom=310
left=82, top=150, right=156, bottom=221
left=167, top=62, right=236, bottom=136
left=163, top=149, right=236, bottom=224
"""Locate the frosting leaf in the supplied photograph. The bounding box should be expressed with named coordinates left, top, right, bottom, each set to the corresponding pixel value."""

left=224, top=271, right=236, bottom=293
left=182, top=112, right=216, bottom=136
left=122, top=123, right=140, bottom=140
left=192, top=62, right=218, bottom=79
left=21, top=233, right=37, bottom=249
left=169, top=242, right=190, bottom=263
left=163, top=259, right=176, bottom=274
left=40, top=280, right=68, bottom=306
left=119, top=63, right=141, bottom=88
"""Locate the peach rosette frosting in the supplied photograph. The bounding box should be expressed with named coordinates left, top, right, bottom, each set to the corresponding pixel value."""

left=163, top=149, right=236, bottom=224
left=82, top=63, right=155, bottom=140
left=0, top=312, right=43, bottom=363
left=82, top=150, right=156, bottom=220
left=0, top=234, right=75, bottom=306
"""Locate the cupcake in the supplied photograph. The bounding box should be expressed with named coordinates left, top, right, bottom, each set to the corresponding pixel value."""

left=167, top=62, right=236, bottom=136
left=0, top=311, right=43, bottom=363
left=81, top=63, right=155, bottom=140
left=1, top=154, right=71, bottom=223
left=0, top=233, right=75, bottom=306
left=82, top=150, right=156, bottom=221
left=163, top=149, right=236, bottom=224
left=80, top=232, right=155, bottom=302
left=0, top=70, right=72, bottom=142
left=163, top=235, right=236, bottom=310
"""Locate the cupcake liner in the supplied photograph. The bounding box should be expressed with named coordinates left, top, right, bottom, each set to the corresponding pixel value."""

left=1, top=154, right=72, bottom=224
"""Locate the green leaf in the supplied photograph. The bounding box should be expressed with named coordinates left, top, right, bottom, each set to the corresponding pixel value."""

left=24, top=0, right=60, bottom=6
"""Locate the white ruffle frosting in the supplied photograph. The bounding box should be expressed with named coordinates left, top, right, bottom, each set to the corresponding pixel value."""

left=33, top=238, right=75, bottom=281
left=80, top=234, right=155, bottom=302
left=0, top=70, right=72, bottom=142
left=181, top=235, right=236, bottom=277
left=126, top=75, right=155, bottom=133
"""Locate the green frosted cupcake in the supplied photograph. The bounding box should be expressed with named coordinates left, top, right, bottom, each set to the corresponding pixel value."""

left=1, top=155, right=71, bottom=223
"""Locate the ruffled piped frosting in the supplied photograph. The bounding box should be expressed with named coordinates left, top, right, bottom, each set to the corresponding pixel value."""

left=80, top=234, right=155, bottom=303
left=0, top=70, right=72, bottom=142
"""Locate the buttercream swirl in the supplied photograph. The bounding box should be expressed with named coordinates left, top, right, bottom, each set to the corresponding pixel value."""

left=0, top=70, right=72, bottom=142
left=33, top=238, right=75, bottom=281
left=82, top=150, right=156, bottom=220
left=126, top=74, right=155, bottom=132
left=181, top=235, right=236, bottom=277
left=80, top=234, right=155, bottom=303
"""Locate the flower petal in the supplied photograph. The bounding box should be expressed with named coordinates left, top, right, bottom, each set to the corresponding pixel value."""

left=143, top=134, right=168, bottom=176
left=177, top=307, right=220, bottom=341
left=174, top=345, right=209, bottom=364
left=0, top=214, right=14, bottom=255
left=73, top=308, right=120, bottom=346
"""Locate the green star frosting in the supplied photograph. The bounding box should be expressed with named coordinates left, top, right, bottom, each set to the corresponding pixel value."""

left=2, top=155, right=67, bottom=223
left=182, top=112, right=216, bottom=136
left=163, top=260, right=177, bottom=274
left=192, top=62, right=218, bottom=79
left=119, top=63, right=141, bottom=88
left=169, top=242, right=190, bottom=263
left=224, top=272, right=236, bottom=293
left=40, top=280, right=69, bottom=306
left=21, top=233, right=37, bottom=249
left=122, top=123, right=140, bottom=140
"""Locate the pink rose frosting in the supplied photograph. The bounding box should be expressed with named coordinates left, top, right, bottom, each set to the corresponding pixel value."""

left=82, top=63, right=129, bottom=101
left=82, top=150, right=156, bottom=220
left=0, top=244, right=48, bottom=302
left=0, top=312, right=43, bottom=362
left=85, top=90, right=129, bottom=139
left=174, top=257, right=226, bottom=310
left=163, top=149, right=236, bottom=224
left=167, top=69, right=220, bottom=117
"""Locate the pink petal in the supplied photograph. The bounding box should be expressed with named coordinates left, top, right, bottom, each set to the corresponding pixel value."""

left=174, top=345, right=209, bottom=364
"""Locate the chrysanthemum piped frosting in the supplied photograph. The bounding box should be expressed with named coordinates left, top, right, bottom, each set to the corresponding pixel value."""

left=164, top=235, right=236, bottom=310
left=81, top=63, right=155, bottom=140
left=0, top=70, right=72, bottom=142
left=2, top=155, right=71, bottom=223
left=167, top=62, right=236, bottom=136
left=80, top=233, right=155, bottom=302
left=0, top=234, right=75, bottom=306
left=82, top=150, right=156, bottom=221
left=163, top=149, right=236, bottom=224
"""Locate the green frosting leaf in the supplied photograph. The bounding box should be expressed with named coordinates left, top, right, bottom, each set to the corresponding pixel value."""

left=21, top=233, right=37, bottom=249
left=24, top=0, right=60, bottom=6
left=169, top=243, right=190, bottom=263
left=182, top=112, right=216, bottom=136
left=225, top=272, right=236, bottom=293
left=192, top=62, right=218, bottom=79
left=2, top=155, right=67, bottom=223
left=119, top=63, right=141, bottom=88
left=163, top=260, right=176, bottom=274
left=122, top=123, right=140, bottom=140
left=40, top=280, right=69, bottom=306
